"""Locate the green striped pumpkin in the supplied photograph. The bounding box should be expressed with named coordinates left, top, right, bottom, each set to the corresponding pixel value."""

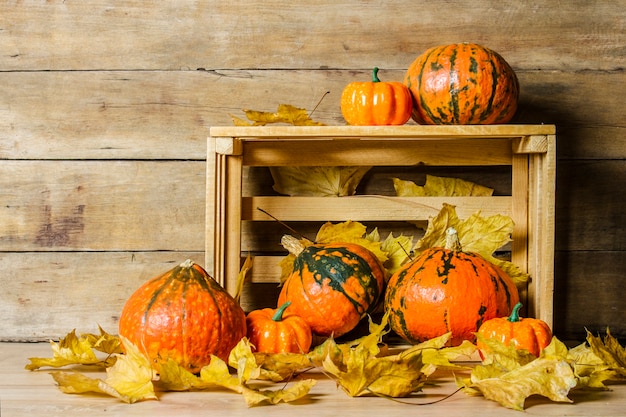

left=404, top=43, right=519, bottom=124
left=384, top=228, right=519, bottom=346
left=278, top=242, right=385, bottom=337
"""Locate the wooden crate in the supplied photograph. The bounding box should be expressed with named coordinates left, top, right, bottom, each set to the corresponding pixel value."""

left=206, top=125, right=556, bottom=327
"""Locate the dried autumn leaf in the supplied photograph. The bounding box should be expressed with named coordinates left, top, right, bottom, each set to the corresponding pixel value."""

left=26, top=328, right=118, bottom=370
left=460, top=337, right=577, bottom=411
left=51, top=337, right=157, bottom=403
left=401, top=333, right=476, bottom=376
left=234, top=253, right=253, bottom=303
left=393, top=175, right=494, bottom=197
left=103, top=336, right=158, bottom=403
left=569, top=328, right=626, bottom=388
left=379, top=232, right=414, bottom=275
left=85, top=326, right=124, bottom=356
left=469, top=358, right=576, bottom=411
left=586, top=328, right=626, bottom=373
left=231, top=103, right=372, bottom=197
left=227, top=338, right=317, bottom=406
left=231, top=104, right=326, bottom=126
left=50, top=371, right=127, bottom=400
left=270, top=166, right=372, bottom=197
left=320, top=313, right=427, bottom=398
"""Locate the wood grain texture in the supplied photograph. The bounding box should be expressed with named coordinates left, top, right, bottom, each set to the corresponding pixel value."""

left=0, top=70, right=623, bottom=160
left=1, top=1, right=623, bottom=71
left=0, top=161, right=205, bottom=251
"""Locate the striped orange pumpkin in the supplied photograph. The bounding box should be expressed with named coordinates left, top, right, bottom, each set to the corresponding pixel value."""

left=384, top=228, right=519, bottom=346
left=404, top=43, right=519, bottom=125
left=118, top=260, right=247, bottom=372
left=278, top=242, right=386, bottom=337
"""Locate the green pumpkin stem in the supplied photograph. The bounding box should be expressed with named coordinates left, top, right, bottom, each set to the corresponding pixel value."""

left=445, top=227, right=463, bottom=251
left=272, top=301, right=292, bottom=322
left=372, top=67, right=381, bottom=83
left=507, top=302, right=523, bottom=323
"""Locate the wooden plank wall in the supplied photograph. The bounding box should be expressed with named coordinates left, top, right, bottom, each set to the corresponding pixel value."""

left=1, top=1, right=624, bottom=342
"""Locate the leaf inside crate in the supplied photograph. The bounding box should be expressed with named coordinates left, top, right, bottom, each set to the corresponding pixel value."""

left=393, top=175, right=494, bottom=197
left=270, top=166, right=372, bottom=196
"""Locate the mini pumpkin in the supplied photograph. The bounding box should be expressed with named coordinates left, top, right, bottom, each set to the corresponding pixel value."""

left=384, top=227, right=519, bottom=346
left=246, top=301, right=312, bottom=354
left=341, top=67, right=412, bottom=126
left=118, top=259, right=247, bottom=373
left=476, top=302, right=552, bottom=357
left=278, top=237, right=386, bottom=337
left=404, top=43, right=519, bottom=124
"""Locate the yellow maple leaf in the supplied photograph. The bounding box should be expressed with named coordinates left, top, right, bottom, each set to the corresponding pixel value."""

left=393, top=175, right=494, bottom=197
left=320, top=313, right=427, bottom=397
left=569, top=328, right=626, bottom=388
left=50, top=336, right=157, bottom=403
left=379, top=231, right=414, bottom=275
left=233, top=253, right=253, bottom=303
left=25, top=328, right=118, bottom=370
left=103, top=337, right=158, bottom=403
left=231, top=104, right=325, bottom=126
left=400, top=332, right=476, bottom=376
left=270, top=166, right=372, bottom=196
left=460, top=337, right=577, bottom=411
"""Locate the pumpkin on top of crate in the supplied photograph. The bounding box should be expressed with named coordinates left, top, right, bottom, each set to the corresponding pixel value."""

left=404, top=43, right=519, bottom=125
left=340, top=67, right=413, bottom=126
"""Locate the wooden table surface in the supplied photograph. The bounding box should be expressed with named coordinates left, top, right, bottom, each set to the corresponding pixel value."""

left=2, top=342, right=625, bottom=417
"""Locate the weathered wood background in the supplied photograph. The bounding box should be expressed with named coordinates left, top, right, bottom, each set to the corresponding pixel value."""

left=0, top=1, right=624, bottom=343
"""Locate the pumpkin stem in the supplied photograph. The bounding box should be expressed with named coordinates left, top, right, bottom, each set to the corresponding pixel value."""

left=180, top=259, right=195, bottom=268
left=272, top=301, right=292, bottom=322
left=507, top=302, right=523, bottom=323
left=444, top=227, right=463, bottom=251
left=372, top=67, right=381, bottom=83
left=281, top=234, right=310, bottom=257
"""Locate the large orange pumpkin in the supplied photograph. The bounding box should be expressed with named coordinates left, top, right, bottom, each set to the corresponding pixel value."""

left=384, top=228, right=519, bottom=346
left=404, top=43, right=519, bottom=125
left=118, top=259, right=246, bottom=373
left=278, top=238, right=386, bottom=337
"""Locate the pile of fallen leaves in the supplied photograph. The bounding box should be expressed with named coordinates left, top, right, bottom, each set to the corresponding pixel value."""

left=26, top=317, right=625, bottom=410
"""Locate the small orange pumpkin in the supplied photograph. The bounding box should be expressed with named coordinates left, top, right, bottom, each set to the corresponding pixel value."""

left=476, top=302, right=552, bottom=357
left=246, top=301, right=312, bottom=354
left=341, top=67, right=412, bottom=126
left=118, top=259, right=247, bottom=373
